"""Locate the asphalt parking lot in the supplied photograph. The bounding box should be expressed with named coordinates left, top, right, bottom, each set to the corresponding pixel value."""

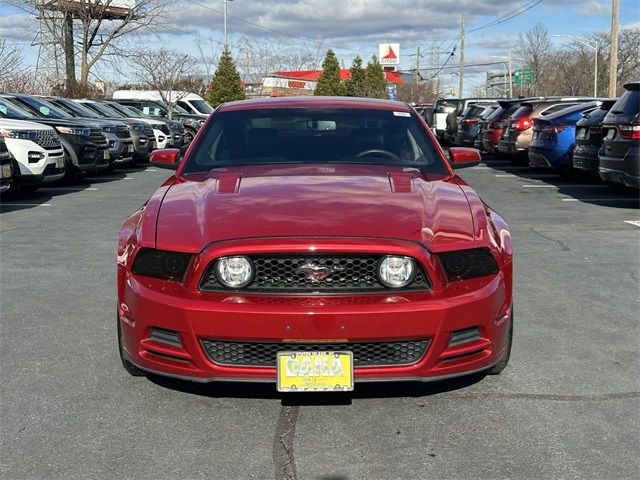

left=1, top=156, right=639, bottom=480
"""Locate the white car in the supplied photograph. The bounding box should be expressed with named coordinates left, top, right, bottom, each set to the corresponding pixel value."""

left=113, top=90, right=213, bottom=116
left=0, top=118, right=65, bottom=190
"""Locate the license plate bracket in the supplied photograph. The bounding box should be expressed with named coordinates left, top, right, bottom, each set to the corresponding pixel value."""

left=277, top=351, right=354, bottom=392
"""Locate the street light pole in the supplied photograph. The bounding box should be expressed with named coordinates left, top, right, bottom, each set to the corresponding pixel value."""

left=553, top=34, right=598, bottom=97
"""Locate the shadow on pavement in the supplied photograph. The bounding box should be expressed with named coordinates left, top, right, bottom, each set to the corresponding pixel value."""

left=481, top=154, right=639, bottom=210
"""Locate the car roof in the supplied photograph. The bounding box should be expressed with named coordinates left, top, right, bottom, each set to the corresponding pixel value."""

left=540, top=101, right=602, bottom=121
left=218, top=96, right=413, bottom=113
left=623, top=81, right=639, bottom=90
left=520, top=97, right=597, bottom=108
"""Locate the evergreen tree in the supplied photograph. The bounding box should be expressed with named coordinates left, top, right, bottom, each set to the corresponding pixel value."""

left=364, top=55, right=388, bottom=99
left=314, top=49, right=346, bottom=96
left=345, top=55, right=366, bottom=97
left=207, top=48, right=245, bottom=107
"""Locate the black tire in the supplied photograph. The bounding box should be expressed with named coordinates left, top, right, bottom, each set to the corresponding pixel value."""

left=117, top=316, right=146, bottom=377
left=487, top=311, right=513, bottom=375
left=62, top=148, right=77, bottom=182
left=183, top=128, right=196, bottom=145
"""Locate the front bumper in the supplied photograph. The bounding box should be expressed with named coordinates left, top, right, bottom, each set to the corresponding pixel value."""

left=118, top=268, right=511, bottom=384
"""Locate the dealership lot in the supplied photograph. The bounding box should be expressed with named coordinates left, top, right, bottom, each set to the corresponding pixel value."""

left=1, top=157, right=638, bottom=479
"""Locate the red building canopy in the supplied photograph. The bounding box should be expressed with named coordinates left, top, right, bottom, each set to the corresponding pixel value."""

left=274, top=69, right=404, bottom=84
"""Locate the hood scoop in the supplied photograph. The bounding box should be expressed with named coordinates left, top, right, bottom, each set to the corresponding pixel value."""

left=388, top=171, right=414, bottom=193
left=216, top=173, right=242, bottom=194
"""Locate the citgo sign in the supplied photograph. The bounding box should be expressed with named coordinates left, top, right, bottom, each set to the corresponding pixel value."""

left=379, top=44, right=400, bottom=66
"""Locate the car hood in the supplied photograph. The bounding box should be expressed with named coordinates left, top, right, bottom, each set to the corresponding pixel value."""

left=154, top=164, right=477, bottom=253
left=26, top=117, right=101, bottom=129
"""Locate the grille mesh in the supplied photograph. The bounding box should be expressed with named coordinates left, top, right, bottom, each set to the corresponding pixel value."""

left=200, top=255, right=430, bottom=293
left=34, top=130, right=60, bottom=149
left=115, top=126, right=130, bottom=139
left=90, top=128, right=107, bottom=147
left=201, top=339, right=430, bottom=367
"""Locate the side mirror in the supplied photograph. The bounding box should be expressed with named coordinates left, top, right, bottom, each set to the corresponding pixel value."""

left=448, top=147, right=481, bottom=169
left=150, top=148, right=181, bottom=170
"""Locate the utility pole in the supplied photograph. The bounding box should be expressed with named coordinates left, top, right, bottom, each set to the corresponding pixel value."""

left=458, top=15, right=465, bottom=99
left=415, top=45, right=420, bottom=87
left=508, top=49, right=513, bottom=98
left=224, top=0, right=234, bottom=50
left=608, top=0, right=619, bottom=97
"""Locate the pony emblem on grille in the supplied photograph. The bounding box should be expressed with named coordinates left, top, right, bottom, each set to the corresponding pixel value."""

left=295, top=263, right=344, bottom=283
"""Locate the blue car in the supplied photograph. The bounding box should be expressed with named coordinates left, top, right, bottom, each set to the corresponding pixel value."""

left=529, top=101, right=602, bottom=177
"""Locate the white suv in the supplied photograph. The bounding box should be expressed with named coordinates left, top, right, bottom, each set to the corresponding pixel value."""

left=0, top=118, right=65, bottom=190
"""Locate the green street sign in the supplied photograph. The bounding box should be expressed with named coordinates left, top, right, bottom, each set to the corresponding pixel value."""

left=513, top=68, right=534, bottom=86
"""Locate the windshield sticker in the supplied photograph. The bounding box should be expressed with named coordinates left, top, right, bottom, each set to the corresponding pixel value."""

left=39, top=106, right=50, bottom=116
left=0, top=105, right=6, bottom=114
left=393, top=111, right=411, bottom=117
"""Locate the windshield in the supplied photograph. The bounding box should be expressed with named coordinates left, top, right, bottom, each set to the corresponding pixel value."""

left=182, top=108, right=447, bottom=175
left=189, top=100, right=213, bottom=114
left=54, top=99, right=102, bottom=119
left=0, top=99, right=33, bottom=119
left=8, top=97, right=71, bottom=119
left=109, top=103, right=145, bottom=118
left=87, top=102, right=125, bottom=118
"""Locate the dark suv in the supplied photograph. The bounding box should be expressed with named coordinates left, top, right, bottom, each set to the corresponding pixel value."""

left=0, top=93, right=109, bottom=177
left=572, top=99, right=617, bottom=176
left=599, top=82, right=640, bottom=189
left=113, top=99, right=205, bottom=145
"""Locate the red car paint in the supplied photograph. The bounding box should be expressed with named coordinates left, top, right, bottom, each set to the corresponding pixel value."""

left=117, top=96, right=513, bottom=384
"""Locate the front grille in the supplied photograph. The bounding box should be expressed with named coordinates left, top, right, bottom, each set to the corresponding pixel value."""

left=90, top=128, right=108, bottom=147
left=159, top=124, right=170, bottom=135
left=201, top=339, right=430, bottom=367
left=0, top=139, right=9, bottom=160
left=34, top=130, right=61, bottom=149
left=200, top=255, right=431, bottom=293
left=115, top=126, right=130, bottom=139
left=143, top=125, right=154, bottom=137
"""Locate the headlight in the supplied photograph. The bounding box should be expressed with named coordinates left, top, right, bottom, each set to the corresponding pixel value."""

left=152, top=123, right=164, bottom=130
left=197, top=119, right=206, bottom=126
left=214, top=256, right=254, bottom=288
left=0, top=129, right=38, bottom=141
left=102, top=125, right=118, bottom=133
left=56, top=126, right=91, bottom=136
left=131, top=248, right=192, bottom=281
left=378, top=256, right=415, bottom=288
left=438, top=247, right=499, bottom=281
left=132, top=124, right=145, bottom=132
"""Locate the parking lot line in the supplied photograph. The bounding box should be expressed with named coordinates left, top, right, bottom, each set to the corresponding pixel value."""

left=562, top=198, right=638, bottom=202
left=623, top=220, right=640, bottom=227
left=522, top=184, right=556, bottom=188
left=39, top=187, right=99, bottom=191
left=1, top=203, right=52, bottom=207
left=522, top=184, right=610, bottom=188
left=495, top=174, right=556, bottom=178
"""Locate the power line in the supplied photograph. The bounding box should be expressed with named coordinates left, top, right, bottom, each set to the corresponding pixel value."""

left=181, top=0, right=363, bottom=55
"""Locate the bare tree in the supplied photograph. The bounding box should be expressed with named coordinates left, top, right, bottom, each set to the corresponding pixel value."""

left=125, top=47, right=202, bottom=118
left=0, top=39, right=28, bottom=88
left=515, top=22, right=552, bottom=95
left=18, top=1, right=169, bottom=95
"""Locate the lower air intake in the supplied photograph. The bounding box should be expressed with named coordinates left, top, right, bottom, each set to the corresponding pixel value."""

left=201, top=339, right=430, bottom=367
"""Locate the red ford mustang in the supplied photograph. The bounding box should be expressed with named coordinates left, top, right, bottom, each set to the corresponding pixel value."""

left=117, top=96, right=513, bottom=391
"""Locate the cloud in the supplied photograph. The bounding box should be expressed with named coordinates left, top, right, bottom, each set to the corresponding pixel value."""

left=578, top=1, right=611, bottom=17
left=0, top=14, right=34, bottom=42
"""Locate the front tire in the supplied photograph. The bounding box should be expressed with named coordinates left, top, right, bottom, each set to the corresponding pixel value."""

left=487, top=311, right=513, bottom=375
left=117, top=316, right=146, bottom=377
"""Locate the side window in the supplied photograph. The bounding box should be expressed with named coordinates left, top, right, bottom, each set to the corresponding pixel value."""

left=177, top=101, right=190, bottom=112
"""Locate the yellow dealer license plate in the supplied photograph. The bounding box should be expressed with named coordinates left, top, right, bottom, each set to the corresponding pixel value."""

left=277, top=351, right=354, bottom=392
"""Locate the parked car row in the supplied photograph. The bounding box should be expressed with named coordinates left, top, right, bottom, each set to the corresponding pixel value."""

left=421, top=83, right=639, bottom=190
left=0, top=92, right=212, bottom=194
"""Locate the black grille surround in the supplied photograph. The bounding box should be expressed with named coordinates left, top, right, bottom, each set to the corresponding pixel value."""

left=199, top=254, right=431, bottom=294
left=201, top=339, right=430, bottom=367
